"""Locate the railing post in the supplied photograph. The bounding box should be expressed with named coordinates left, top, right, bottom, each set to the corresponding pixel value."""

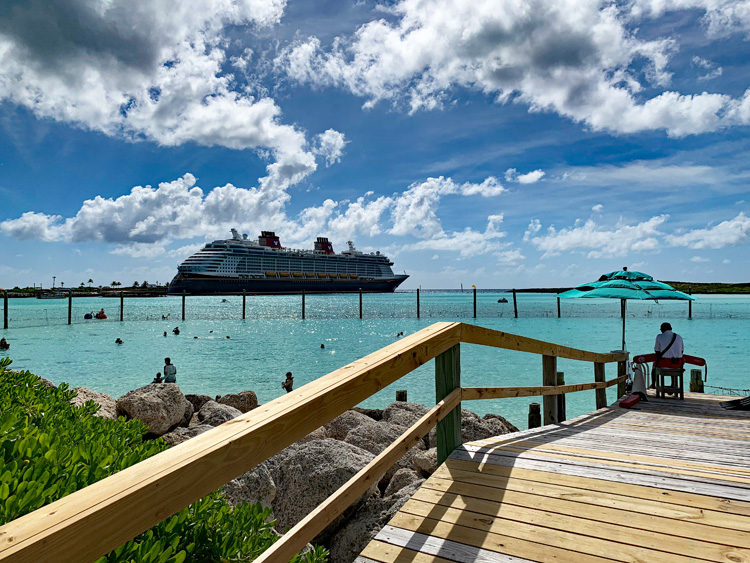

left=556, top=371, right=566, bottom=422
left=417, top=288, right=420, bottom=319
left=68, top=290, right=72, bottom=325
left=435, top=344, right=461, bottom=465
left=512, top=288, right=518, bottom=318
left=302, top=290, right=306, bottom=320
left=396, top=390, right=407, bottom=402
left=182, top=291, right=186, bottom=321
left=617, top=358, right=627, bottom=397
left=120, top=291, right=124, bottom=322
left=359, top=288, right=362, bottom=319
left=242, top=290, right=246, bottom=320
left=542, top=354, right=558, bottom=425
left=594, top=362, right=606, bottom=409
left=3, top=291, right=8, bottom=330
left=690, top=369, right=704, bottom=393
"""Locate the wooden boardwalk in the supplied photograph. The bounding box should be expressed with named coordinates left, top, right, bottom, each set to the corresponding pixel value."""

left=360, top=392, right=750, bottom=563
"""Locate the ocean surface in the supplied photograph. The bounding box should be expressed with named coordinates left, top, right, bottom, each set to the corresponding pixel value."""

left=2, top=292, right=748, bottom=430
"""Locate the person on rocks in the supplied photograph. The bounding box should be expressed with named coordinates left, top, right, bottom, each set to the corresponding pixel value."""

left=282, top=372, right=294, bottom=393
left=0, top=337, right=9, bottom=350
left=152, top=372, right=163, bottom=383
left=163, top=357, right=177, bottom=383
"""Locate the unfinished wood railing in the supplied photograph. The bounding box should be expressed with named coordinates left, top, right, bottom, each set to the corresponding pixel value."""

left=0, top=322, right=627, bottom=563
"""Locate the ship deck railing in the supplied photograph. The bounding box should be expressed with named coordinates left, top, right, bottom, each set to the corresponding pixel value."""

left=0, top=322, right=629, bottom=563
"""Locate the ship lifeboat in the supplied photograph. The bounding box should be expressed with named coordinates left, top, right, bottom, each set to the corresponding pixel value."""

left=305, top=273, right=315, bottom=278
left=316, top=273, right=327, bottom=278
left=327, top=273, right=337, bottom=279
left=338, top=274, right=347, bottom=278
left=279, top=272, right=290, bottom=277
left=350, top=274, right=358, bottom=279
left=265, top=271, right=277, bottom=277
left=292, top=272, right=303, bottom=278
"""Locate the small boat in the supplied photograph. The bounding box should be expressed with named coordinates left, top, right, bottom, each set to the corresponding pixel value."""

left=95, top=311, right=107, bottom=319
left=84, top=312, right=93, bottom=319
left=498, top=298, right=508, bottom=303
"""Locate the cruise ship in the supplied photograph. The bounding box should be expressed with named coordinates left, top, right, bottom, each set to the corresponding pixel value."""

left=167, top=230, right=409, bottom=295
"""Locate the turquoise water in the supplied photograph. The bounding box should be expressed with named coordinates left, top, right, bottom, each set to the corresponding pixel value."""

left=2, top=292, right=748, bottom=429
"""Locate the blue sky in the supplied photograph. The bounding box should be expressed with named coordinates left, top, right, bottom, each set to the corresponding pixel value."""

left=1, top=0, right=749, bottom=290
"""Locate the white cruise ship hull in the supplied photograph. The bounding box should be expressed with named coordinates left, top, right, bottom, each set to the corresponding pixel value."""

left=167, top=274, right=408, bottom=295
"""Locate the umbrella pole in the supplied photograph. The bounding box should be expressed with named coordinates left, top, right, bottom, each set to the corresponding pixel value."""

left=621, top=298, right=626, bottom=351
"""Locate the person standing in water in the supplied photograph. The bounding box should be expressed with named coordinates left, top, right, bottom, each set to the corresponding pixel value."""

left=281, top=372, right=294, bottom=393
left=163, top=358, right=177, bottom=383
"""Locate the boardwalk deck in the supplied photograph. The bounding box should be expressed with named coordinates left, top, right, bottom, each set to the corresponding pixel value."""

left=360, top=392, right=750, bottom=563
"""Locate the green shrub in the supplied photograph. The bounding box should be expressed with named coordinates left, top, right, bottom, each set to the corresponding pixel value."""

left=0, top=358, right=328, bottom=563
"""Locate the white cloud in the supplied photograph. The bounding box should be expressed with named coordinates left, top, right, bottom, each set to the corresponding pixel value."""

left=277, top=0, right=750, bottom=136
left=723, top=258, right=731, bottom=264
left=690, top=256, right=709, bottom=262
left=313, top=129, right=348, bottom=167
left=403, top=214, right=512, bottom=258
left=691, top=56, right=723, bottom=81
left=505, top=168, right=545, bottom=184
left=667, top=213, right=750, bottom=249
left=592, top=204, right=604, bottom=212
left=0, top=0, right=348, bottom=194
left=528, top=215, right=669, bottom=258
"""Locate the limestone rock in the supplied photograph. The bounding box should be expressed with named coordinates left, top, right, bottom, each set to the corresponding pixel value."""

left=198, top=400, right=242, bottom=426
left=324, top=410, right=379, bottom=441
left=265, top=438, right=376, bottom=533
left=351, top=407, right=383, bottom=421
left=381, top=402, right=429, bottom=429
left=428, top=408, right=518, bottom=448
left=383, top=468, right=422, bottom=497
left=70, top=387, right=118, bottom=420
left=179, top=397, right=194, bottom=427
left=483, top=413, right=519, bottom=433
left=161, top=424, right=214, bottom=447
left=298, top=426, right=328, bottom=443
left=412, top=447, right=438, bottom=477
left=116, top=383, right=188, bottom=435
left=222, top=462, right=276, bottom=509
left=327, top=478, right=423, bottom=563
left=185, top=393, right=212, bottom=413
left=218, top=390, right=258, bottom=413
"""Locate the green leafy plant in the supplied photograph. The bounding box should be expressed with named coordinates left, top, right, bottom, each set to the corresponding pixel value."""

left=0, top=358, right=328, bottom=563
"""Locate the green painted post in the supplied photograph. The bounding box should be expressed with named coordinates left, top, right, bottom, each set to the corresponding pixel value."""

left=594, top=362, right=606, bottom=409
left=435, top=344, right=461, bottom=466
left=242, top=290, right=246, bottom=320
left=120, top=291, right=124, bottom=322
left=182, top=291, right=186, bottom=321
left=68, top=291, right=72, bottom=325
left=3, top=291, right=8, bottom=330
left=542, top=354, right=558, bottom=425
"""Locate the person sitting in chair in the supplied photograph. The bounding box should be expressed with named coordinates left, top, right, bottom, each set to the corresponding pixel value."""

left=653, top=322, right=684, bottom=388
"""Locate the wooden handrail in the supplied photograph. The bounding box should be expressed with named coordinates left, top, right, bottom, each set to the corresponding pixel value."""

left=461, top=375, right=626, bottom=401
left=0, top=322, right=627, bottom=563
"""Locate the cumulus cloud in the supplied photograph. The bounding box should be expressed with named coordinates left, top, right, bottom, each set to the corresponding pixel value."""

left=505, top=168, right=546, bottom=184
left=0, top=0, right=347, bottom=193
left=527, top=215, right=669, bottom=258
left=313, top=129, right=348, bottom=167
left=692, top=56, right=723, bottom=81
left=592, top=204, right=604, bottom=212
left=690, top=256, right=709, bottom=262
left=1, top=172, right=514, bottom=260
left=277, top=0, right=750, bottom=136
left=667, top=213, right=750, bottom=249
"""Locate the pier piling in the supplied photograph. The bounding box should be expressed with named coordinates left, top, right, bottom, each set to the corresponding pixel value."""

left=302, top=290, right=305, bottom=320
left=528, top=403, right=541, bottom=429
left=473, top=287, right=477, bottom=318
left=359, top=288, right=363, bottom=319
left=181, top=291, right=186, bottom=321
left=512, top=289, right=518, bottom=318
left=688, top=286, right=692, bottom=319
left=3, top=291, right=7, bottom=330
left=68, top=291, right=72, bottom=325
left=120, top=291, right=124, bottom=322
left=417, top=288, right=420, bottom=319
left=690, top=369, right=704, bottom=392
left=594, top=362, right=606, bottom=409
left=557, top=296, right=561, bottom=318
left=542, top=355, right=558, bottom=424
left=242, top=290, right=246, bottom=320
left=396, top=390, right=407, bottom=402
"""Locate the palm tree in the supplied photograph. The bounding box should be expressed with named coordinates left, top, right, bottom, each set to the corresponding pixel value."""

left=88, top=278, right=93, bottom=288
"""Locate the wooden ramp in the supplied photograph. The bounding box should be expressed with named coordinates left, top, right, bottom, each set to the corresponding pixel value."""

left=360, top=393, right=750, bottom=563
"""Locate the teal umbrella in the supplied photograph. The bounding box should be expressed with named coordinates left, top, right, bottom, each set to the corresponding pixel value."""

left=558, top=268, right=695, bottom=351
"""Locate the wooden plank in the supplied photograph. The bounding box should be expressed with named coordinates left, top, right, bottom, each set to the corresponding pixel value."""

left=371, top=526, right=537, bottom=563
left=460, top=323, right=627, bottom=363
left=461, top=376, right=624, bottom=400
left=0, top=322, right=464, bottom=563
left=255, top=388, right=462, bottom=563
left=542, top=354, right=557, bottom=425
left=431, top=465, right=750, bottom=532
left=394, top=501, right=718, bottom=563
left=419, top=475, right=750, bottom=547
left=406, top=487, right=750, bottom=560
left=362, top=540, right=461, bottom=563
left=435, top=344, right=461, bottom=466
left=594, top=362, right=606, bottom=409
left=387, top=512, right=615, bottom=563
left=444, top=457, right=750, bottom=513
